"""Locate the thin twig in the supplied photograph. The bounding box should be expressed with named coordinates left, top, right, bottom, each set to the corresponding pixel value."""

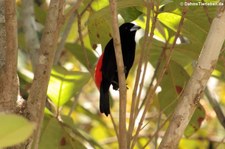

left=134, top=1, right=159, bottom=120
left=128, top=1, right=152, bottom=146
left=68, top=91, right=81, bottom=116
left=54, top=12, right=76, bottom=65
left=56, top=77, right=64, bottom=117
left=110, top=114, right=119, bottom=140
left=215, top=136, right=225, bottom=149
left=138, top=87, right=181, bottom=148
left=141, top=114, right=172, bottom=149
left=139, top=40, right=169, bottom=109
left=205, top=87, right=225, bottom=129
left=154, top=112, right=162, bottom=148
left=80, top=0, right=95, bottom=17
left=131, top=3, right=188, bottom=148
left=64, top=0, right=83, bottom=21
left=201, top=0, right=212, bottom=23
left=77, top=11, right=93, bottom=74
left=76, top=0, right=95, bottom=75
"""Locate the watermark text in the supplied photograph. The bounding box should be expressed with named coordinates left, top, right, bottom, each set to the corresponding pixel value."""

left=180, top=1, right=224, bottom=7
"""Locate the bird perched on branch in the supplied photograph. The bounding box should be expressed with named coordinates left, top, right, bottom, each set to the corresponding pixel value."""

left=95, top=23, right=140, bottom=116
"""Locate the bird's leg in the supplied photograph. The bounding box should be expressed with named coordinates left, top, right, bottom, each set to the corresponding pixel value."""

left=112, top=81, right=119, bottom=90
left=112, top=82, right=129, bottom=91
left=112, top=67, right=129, bottom=90
left=124, top=66, right=127, bottom=74
left=124, top=67, right=129, bottom=89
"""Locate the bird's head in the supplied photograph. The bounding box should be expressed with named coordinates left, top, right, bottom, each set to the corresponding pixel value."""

left=119, top=23, right=141, bottom=36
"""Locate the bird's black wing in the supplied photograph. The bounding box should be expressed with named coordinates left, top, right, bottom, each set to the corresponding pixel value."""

left=99, top=39, right=117, bottom=116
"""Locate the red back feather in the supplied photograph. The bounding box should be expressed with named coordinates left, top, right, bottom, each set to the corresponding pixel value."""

left=95, top=54, right=103, bottom=89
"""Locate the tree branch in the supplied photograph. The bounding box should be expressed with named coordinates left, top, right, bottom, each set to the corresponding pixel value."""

left=159, top=6, right=225, bottom=149
left=26, top=0, right=63, bottom=148
left=64, top=0, right=83, bottom=20
left=109, top=0, right=127, bottom=148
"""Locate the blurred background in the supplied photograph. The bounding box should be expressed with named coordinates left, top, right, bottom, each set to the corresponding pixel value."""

left=15, top=0, right=225, bottom=148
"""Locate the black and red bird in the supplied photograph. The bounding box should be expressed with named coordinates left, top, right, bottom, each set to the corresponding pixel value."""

left=95, top=23, right=140, bottom=116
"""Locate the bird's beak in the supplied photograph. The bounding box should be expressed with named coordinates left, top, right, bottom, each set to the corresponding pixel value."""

left=130, top=25, right=141, bottom=32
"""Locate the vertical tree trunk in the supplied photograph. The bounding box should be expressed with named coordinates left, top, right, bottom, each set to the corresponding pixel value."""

left=0, top=0, right=18, bottom=113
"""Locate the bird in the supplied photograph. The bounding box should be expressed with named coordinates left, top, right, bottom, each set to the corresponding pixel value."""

left=95, top=23, right=140, bottom=116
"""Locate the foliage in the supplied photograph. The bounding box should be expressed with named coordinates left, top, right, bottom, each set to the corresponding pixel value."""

left=0, top=114, right=35, bottom=148
left=15, top=0, right=225, bottom=148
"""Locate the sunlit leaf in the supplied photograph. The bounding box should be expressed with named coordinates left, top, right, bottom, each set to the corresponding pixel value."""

left=91, top=0, right=109, bottom=11
left=179, top=138, right=209, bottom=149
left=47, top=66, right=90, bottom=106
left=0, top=114, right=35, bottom=148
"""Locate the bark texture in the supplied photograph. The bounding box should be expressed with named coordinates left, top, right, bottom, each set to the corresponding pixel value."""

left=0, top=0, right=18, bottom=113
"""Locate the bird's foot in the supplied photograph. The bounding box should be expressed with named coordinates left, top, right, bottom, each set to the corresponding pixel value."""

left=112, top=81, right=129, bottom=90
left=112, top=81, right=119, bottom=90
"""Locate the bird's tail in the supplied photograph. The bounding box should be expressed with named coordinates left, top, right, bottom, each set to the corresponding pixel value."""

left=100, top=87, right=110, bottom=116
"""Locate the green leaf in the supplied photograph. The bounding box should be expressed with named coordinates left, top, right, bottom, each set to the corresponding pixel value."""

left=88, top=0, right=144, bottom=48
left=91, top=0, right=109, bottom=11
left=185, top=105, right=206, bottom=137
left=88, top=16, right=112, bottom=50
left=119, top=7, right=142, bottom=22
left=62, top=117, right=103, bottom=149
left=39, top=117, right=63, bottom=148
left=160, top=0, right=180, bottom=12
left=0, top=114, right=35, bottom=148
left=47, top=66, right=90, bottom=106
left=147, top=39, right=165, bottom=66
left=157, top=6, right=217, bottom=65
left=179, top=138, right=209, bottom=149
left=158, top=61, right=205, bottom=136
left=149, top=5, right=216, bottom=68
left=136, top=15, right=171, bottom=43
left=158, top=60, right=189, bottom=115
left=65, top=43, right=97, bottom=69
left=34, top=4, right=47, bottom=24
left=40, top=116, right=88, bottom=148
